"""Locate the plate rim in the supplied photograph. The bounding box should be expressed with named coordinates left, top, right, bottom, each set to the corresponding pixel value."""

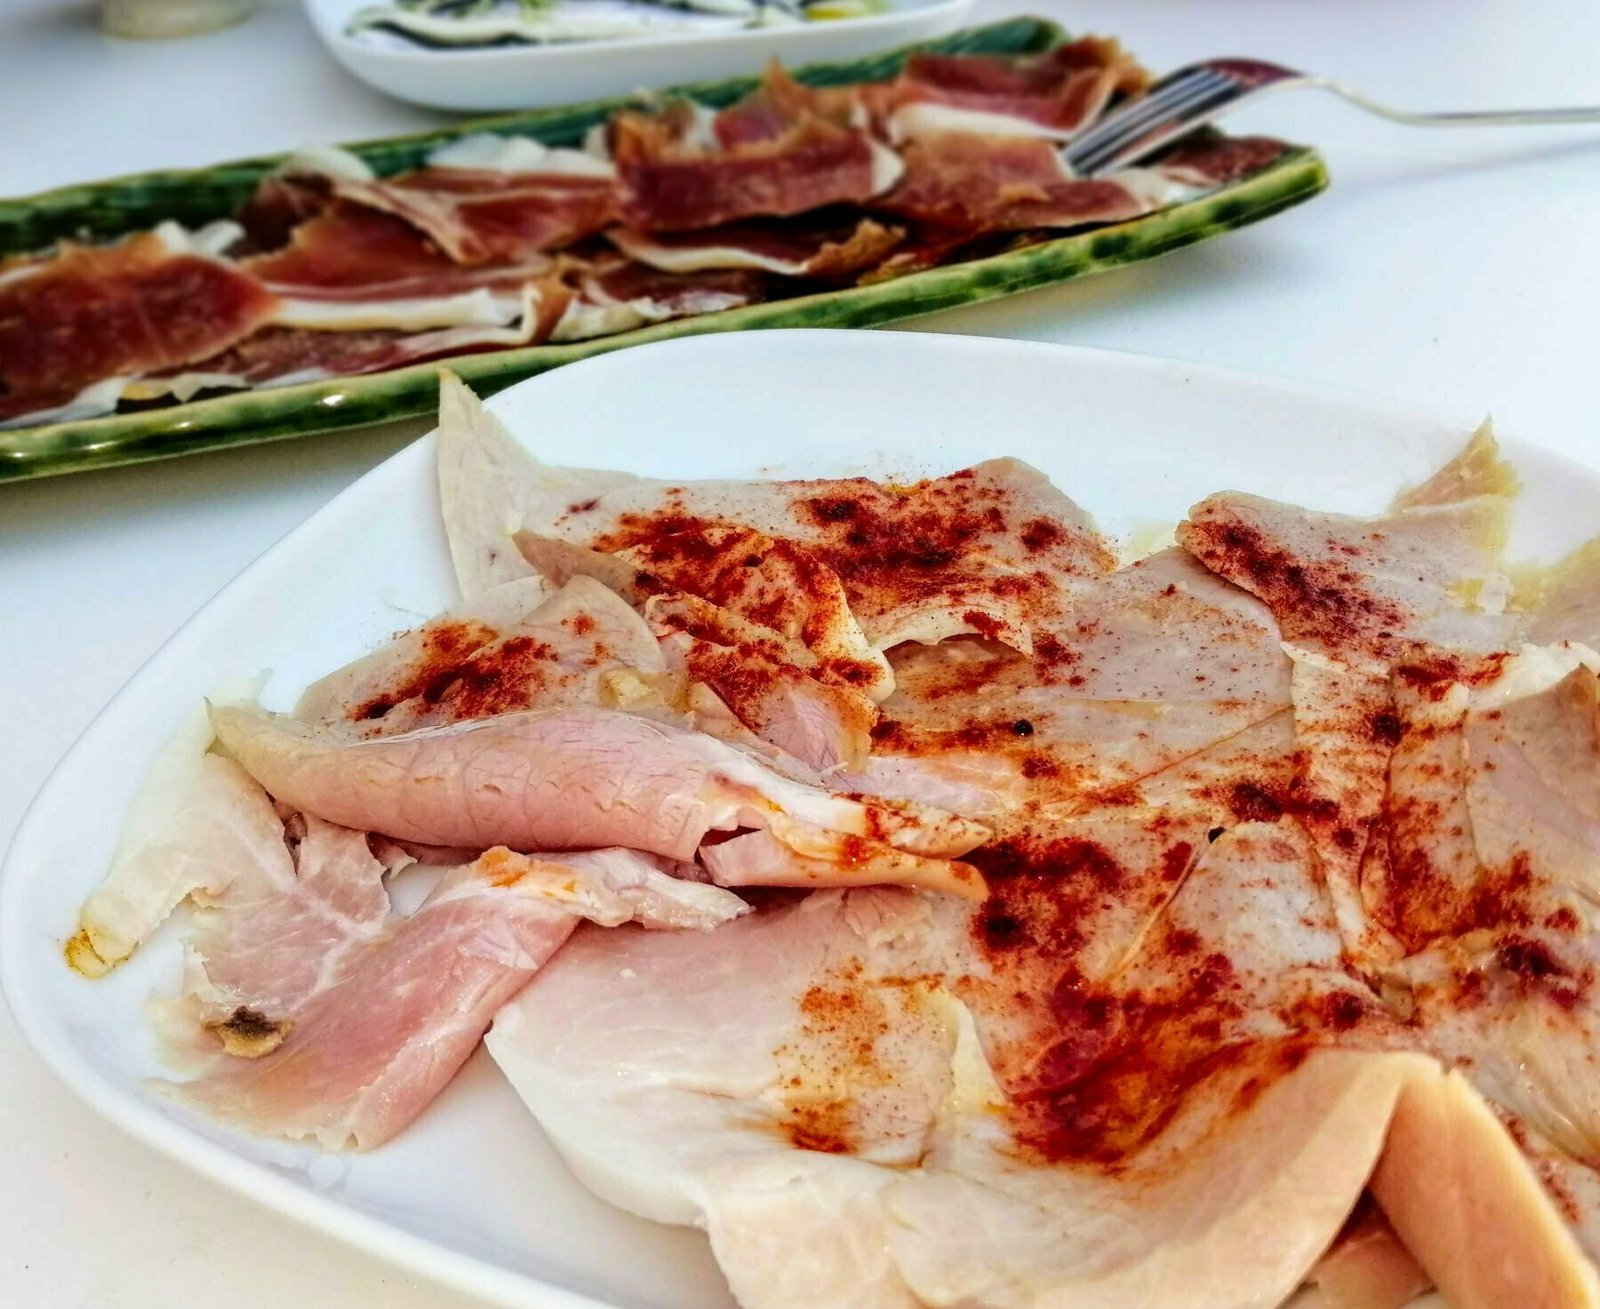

left=1, top=329, right=1562, bottom=1309
left=304, top=0, right=977, bottom=68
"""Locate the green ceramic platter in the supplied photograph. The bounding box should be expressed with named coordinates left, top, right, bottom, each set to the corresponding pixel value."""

left=0, top=16, right=1327, bottom=481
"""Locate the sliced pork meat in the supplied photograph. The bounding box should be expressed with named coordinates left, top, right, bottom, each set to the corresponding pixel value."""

left=490, top=820, right=1582, bottom=1309
left=0, top=228, right=278, bottom=424
left=1179, top=426, right=1519, bottom=673
left=209, top=701, right=988, bottom=898
left=1179, top=427, right=1523, bottom=966
left=1304, top=1200, right=1432, bottom=1309
left=162, top=842, right=745, bottom=1149
left=436, top=375, right=1114, bottom=650
left=292, top=574, right=553, bottom=724
left=295, top=575, right=664, bottom=734
left=150, top=798, right=743, bottom=1148
left=68, top=708, right=747, bottom=1148
left=845, top=547, right=1294, bottom=821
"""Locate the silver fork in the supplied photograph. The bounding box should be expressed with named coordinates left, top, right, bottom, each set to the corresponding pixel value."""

left=1065, top=58, right=1600, bottom=176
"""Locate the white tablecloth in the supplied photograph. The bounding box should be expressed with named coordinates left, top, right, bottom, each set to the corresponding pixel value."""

left=3, top=1, right=1598, bottom=1303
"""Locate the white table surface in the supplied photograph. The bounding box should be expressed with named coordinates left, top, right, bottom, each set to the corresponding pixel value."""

left=3, top=1, right=1599, bottom=1304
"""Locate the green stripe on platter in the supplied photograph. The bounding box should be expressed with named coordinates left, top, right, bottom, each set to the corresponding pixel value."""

left=0, top=147, right=1328, bottom=482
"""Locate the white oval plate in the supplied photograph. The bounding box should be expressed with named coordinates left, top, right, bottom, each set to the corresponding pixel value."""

left=5, top=329, right=1591, bottom=1309
left=303, top=0, right=974, bottom=112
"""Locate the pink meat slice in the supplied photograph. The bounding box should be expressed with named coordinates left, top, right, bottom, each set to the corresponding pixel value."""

left=157, top=825, right=745, bottom=1149
left=209, top=701, right=988, bottom=897
left=435, top=376, right=1115, bottom=651
left=842, top=546, right=1293, bottom=823
left=1305, top=1200, right=1432, bottom=1309
left=295, top=575, right=663, bottom=735
left=489, top=820, right=1588, bottom=1309
left=1178, top=427, right=1522, bottom=963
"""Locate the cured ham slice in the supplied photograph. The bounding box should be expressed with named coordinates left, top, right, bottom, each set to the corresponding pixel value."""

left=552, top=257, right=766, bottom=342
left=611, top=103, right=902, bottom=231
left=208, top=701, right=988, bottom=898
left=1158, top=133, right=1293, bottom=187
left=873, top=133, right=1147, bottom=234
left=606, top=214, right=902, bottom=279
left=320, top=167, right=616, bottom=265
left=435, top=379, right=1114, bottom=649
left=243, top=204, right=547, bottom=300
left=885, top=37, right=1148, bottom=142
left=0, top=227, right=277, bottom=423
left=259, top=141, right=618, bottom=265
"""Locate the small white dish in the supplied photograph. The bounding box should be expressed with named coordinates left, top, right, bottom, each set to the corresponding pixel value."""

left=302, top=0, right=975, bottom=112
left=9, top=328, right=1582, bottom=1309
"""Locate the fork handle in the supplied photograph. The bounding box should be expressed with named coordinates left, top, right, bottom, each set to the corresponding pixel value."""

left=1319, top=79, right=1600, bottom=128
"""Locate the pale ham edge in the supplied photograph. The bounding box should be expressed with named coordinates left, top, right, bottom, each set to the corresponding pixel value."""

left=208, top=700, right=989, bottom=880
left=423, top=132, right=616, bottom=179
left=1372, top=1068, right=1600, bottom=1309
left=1304, top=1204, right=1432, bottom=1309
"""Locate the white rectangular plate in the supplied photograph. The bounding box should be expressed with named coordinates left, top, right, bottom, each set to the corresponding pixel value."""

left=7, top=329, right=1593, bottom=1309
left=304, top=0, right=974, bottom=111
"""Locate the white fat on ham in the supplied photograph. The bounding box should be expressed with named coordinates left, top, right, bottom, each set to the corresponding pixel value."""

left=272, top=285, right=526, bottom=332
left=278, top=144, right=376, bottom=182
left=606, top=218, right=900, bottom=278
left=425, top=132, right=616, bottom=179
left=151, top=219, right=246, bottom=260
left=549, top=276, right=754, bottom=343
left=1, top=369, right=256, bottom=429
left=886, top=100, right=1077, bottom=144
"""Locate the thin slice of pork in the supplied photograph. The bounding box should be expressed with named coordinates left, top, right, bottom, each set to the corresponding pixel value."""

left=295, top=575, right=664, bottom=734
left=293, top=575, right=553, bottom=725
left=842, top=547, right=1293, bottom=823
left=1303, top=1201, right=1432, bottom=1309
left=1178, top=427, right=1522, bottom=965
left=209, top=701, right=989, bottom=898
left=158, top=833, right=746, bottom=1149
left=1179, top=426, right=1519, bottom=674
left=436, top=374, right=1114, bottom=651
left=491, top=820, right=1582, bottom=1309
